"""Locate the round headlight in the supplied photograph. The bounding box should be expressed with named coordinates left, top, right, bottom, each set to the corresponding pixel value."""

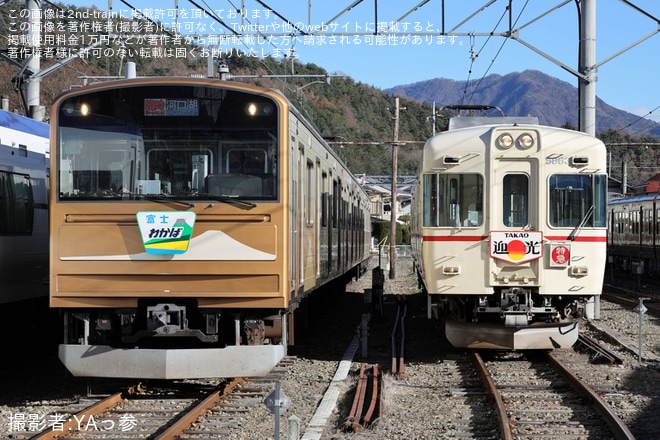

left=497, top=133, right=514, bottom=149
left=245, top=102, right=275, bottom=116
left=517, top=133, right=534, bottom=149
left=246, top=103, right=258, bottom=116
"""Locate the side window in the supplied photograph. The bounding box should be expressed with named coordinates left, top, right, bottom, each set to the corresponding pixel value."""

left=423, top=174, right=437, bottom=227
left=593, top=174, right=607, bottom=227
left=0, top=171, right=33, bottom=234
left=503, top=174, right=529, bottom=227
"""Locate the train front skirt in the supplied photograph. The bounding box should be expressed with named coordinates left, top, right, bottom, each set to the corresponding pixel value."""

left=445, top=321, right=579, bottom=350
left=59, top=344, right=285, bottom=379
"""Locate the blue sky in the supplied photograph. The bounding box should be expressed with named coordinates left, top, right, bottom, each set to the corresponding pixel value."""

left=56, top=1, right=660, bottom=121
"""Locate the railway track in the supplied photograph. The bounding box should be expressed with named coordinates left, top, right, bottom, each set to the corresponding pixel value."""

left=603, top=285, right=660, bottom=314
left=473, top=350, right=634, bottom=440
left=432, top=352, right=503, bottom=438
left=29, top=357, right=296, bottom=439
left=10, top=258, right=660, bottom=439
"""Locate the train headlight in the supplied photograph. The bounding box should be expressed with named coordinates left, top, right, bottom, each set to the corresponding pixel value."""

left=496, top=133, right=514, bottom=149
left=570, top=266, right=589, bottom=276
left=245, top=102, right=275, bottom=116
left=442, top=265, right=461, bottom=275
left=246, top=103, right=258, bottom=116
left=517, top=133, right=534, bottom=149
left=63, top=102, right=90, bottom=116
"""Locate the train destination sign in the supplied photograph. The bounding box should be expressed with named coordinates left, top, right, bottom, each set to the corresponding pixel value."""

left=490, top=231, right=543, bottom=264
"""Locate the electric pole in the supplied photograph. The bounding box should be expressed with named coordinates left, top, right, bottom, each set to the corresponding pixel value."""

left=389, top=97, right=400, bottom=279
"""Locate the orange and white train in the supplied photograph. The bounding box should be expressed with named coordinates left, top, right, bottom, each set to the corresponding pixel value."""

left=50, top=78, right=371, bottom=379
left=410, top=113, right=608, bottom=349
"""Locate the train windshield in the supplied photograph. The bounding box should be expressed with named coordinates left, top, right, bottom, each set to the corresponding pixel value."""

left=56, top=84, right=279, bottom=202
left=549, top=174, right=607, bottom=228
left=423, top=173, right=483, bottom=227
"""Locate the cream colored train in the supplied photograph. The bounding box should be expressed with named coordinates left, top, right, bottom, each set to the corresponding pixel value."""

left=410, top=114, right=607, bottom=349
left=50, top=78, right=371, bottom=379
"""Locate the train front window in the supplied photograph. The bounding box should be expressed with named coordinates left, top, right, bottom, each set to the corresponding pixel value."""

left=549, top=174, right=606, bottom=228
left=503, top=174, right=528, bottom=227
left=423, top=173, right=483, bottom=227
left=56, top=85, right=279, bottom=202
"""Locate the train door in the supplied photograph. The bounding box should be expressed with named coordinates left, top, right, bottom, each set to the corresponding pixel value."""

left=490, top=158, right=540, bottom=283
left=321, top=171, right=330, bottom=277
left=331, top=177, right=338, bottom=275
left=316, top=161, right=322, bottom=278
left=302, top=156, right=316, bottom=290
left=288, top=118, right=299, bottom=298
left=337, top=178, right=342, bottom=271
left=292, top=143, right=305, bottom=297
left=312, top=159, right=321, bottom=281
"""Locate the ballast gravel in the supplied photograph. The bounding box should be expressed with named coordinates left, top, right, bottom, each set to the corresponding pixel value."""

left=2, top=258, right=660, bottom=439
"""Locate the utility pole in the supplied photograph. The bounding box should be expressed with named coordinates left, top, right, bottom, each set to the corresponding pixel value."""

left=389, top=97, right=400, bottom=279
left=578, top=0, right=596, bottom=136
left=432, top=102, right=437, bottom=136
left=26, top=0, right=44, bottom=120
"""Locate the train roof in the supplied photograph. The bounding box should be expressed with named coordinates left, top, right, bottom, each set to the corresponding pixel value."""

left=0, top=110, right=49, bottom=139
left=0, top=109, right=50, bottom=156
left=448, top=116, right=539, bottom=130
left=608, top=193, right=660, bottom=205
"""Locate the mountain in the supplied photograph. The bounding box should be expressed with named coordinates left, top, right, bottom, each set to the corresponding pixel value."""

left=384, top=70, right=660, bottom=137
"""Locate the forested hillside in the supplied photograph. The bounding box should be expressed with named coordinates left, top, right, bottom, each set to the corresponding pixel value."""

left=386, top=70, right=660, bottom=138
left=222, top=56, right=436, bottom=175
left=0, top=1, right=435, bottom=175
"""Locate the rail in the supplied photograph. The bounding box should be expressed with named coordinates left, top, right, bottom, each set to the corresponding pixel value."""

left=344, top=364, right=381, bottom=432
left=576, top=334, right=624, bottom=365
left=391, top=295, right=407, bottom=379
left=548, top=352, right=635, bottom=439
left=30, top=390, right=127, bottom=439
left=471, top=352, right=513, bottom=440
left=472, top=351, right=635, bottom=439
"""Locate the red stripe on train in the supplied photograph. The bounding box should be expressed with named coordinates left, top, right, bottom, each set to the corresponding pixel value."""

left=422, top=235, right=607, bottom=242
left=422, top=236, right=487, bottom=242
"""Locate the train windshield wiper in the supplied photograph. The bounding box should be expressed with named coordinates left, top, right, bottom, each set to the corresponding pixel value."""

left=194, top=193, right=257, bottom=210
left=143, top=194, right=196, bottom=208
left=568, top=205, right=594, bottom=241
left=124, top=191, right=196, bottom=208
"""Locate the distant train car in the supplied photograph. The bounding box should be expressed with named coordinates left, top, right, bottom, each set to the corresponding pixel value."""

left=608, top=193, right=660, bottom=276
left=50, top=78, right=371, bottom=379
left=0, top=109, right=49, bottom=305
left=410, top=116, right=608, bottom=350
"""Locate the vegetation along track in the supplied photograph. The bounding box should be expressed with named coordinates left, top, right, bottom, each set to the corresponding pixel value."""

left=475, top=350, right=634, bottom=440
left=29, top=357, right=295, bottom=439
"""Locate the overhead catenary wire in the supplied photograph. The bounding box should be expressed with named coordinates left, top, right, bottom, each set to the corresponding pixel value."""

left=614, top=104, right=660, bottom=137
left=461, top=0, right=531, bottom=107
